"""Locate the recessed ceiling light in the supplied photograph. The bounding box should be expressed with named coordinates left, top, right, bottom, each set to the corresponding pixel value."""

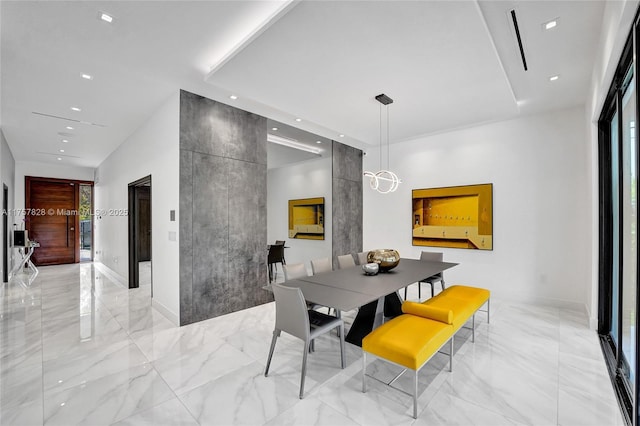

left=339, top=134, right=345, bottom=138
left=59, top=149, right=65, bottom=153
left=81, top=74, right=93, bottom=80
left=70, top=107, right=81, bottom=112
left=57, top=157, right=62, bottom=161
left=543, top=18, right=558, bottom=30
left=99, top=12, right=114, bottom=23
left=229, top=95, right=238, bottom=100
left=316, top=140, right=322, bottom=144
left=62, top=139, right=69, bottom=143
left=295, top=118, right=302, bottom=122
left=549, top=75, right=559, bottom=81
left=271, top=127, right=278, bottom=131
left=66, top=126, right=74, bottom=130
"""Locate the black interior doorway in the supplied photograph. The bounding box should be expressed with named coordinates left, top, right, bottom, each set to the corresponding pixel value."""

left=128, top=175, right=152, bottom=291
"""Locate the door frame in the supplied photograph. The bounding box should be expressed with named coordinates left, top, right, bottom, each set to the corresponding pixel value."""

left=128, top=175, right=152, bottom=290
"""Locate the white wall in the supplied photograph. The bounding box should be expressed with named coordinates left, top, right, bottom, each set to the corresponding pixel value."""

left=1, top=130, right=15, bottom=275
left=94, top=92, right=180, bottom=324
left=267, top=156, right=332, bottom=274
left=363, top=106, right=590, bottom=309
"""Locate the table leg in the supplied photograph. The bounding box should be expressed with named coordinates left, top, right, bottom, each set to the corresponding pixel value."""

left=372, top=296, right=385, bottom=329
left=345, top=292, right=404, bottom=347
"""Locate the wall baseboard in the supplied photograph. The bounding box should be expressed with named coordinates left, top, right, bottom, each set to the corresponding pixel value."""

left=152, top=298, right=179, bottom=326
left=589, top=315, right=598, bottom=330
left=94, top=261, right=127, bottom=288
left=494, top=291, right=593, bottom=328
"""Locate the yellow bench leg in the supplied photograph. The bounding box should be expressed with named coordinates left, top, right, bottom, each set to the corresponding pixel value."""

left=413, top=370, right=418, bottom=419
left=362, top=352, right=367, bottom=393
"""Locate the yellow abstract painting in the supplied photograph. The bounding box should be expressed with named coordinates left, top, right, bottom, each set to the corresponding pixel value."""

left=412, top=184, right=493, bottom=250
left=288, top=197, right=325, bottom=240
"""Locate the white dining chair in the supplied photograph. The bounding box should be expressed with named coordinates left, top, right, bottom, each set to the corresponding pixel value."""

left=311, top=257, right=332, bottom=274
left=357, top=251, right=368, bottom=265
left=265, top=283, right=345, bottom=399
left=283, top=263, right=308, bottom=281
left=337, top=254, right=356, bottom=269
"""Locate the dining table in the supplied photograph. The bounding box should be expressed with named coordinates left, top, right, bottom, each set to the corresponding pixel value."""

left=281, top=258, right=458, bottom=346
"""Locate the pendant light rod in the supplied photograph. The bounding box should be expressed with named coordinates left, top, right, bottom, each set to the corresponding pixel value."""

left=364, top=93, right=401, bottom=194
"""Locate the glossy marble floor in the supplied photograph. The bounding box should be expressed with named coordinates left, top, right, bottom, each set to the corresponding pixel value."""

left=0, top=263, right=625, bottom=425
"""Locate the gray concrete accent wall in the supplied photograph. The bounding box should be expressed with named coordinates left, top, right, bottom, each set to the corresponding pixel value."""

left=332, top=141, right=363, bottom=269
left=179, top=90, right=271, bottom=325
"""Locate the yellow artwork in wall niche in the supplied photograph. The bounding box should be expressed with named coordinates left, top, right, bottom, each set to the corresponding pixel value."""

left=412, top=184, right=493, bottom=250
left=289, top=197, right=325, bottom=240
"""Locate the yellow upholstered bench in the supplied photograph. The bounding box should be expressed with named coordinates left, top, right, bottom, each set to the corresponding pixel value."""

left=361, top=285, right=490, bottom=419
left=422, top=284, right=490, bottom=342
left=362, top=303, right=454, bottom=419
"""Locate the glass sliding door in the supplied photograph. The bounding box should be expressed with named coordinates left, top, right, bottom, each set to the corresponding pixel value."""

left=621, top=71, right=638, bottom=386
left=598, top=19, right=639, bottom=426
left=612, top=108, right=620, bottom=349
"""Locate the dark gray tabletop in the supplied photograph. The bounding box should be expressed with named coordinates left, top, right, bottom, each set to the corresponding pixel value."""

left=281, top=258, right=458, bottom=311
left=280, top=279, right=379, bottom=312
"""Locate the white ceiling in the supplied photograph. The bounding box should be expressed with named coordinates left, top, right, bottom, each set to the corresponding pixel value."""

left=266, top=119, right=331, bottom=170
left=1, top=1, right=604, bottom=168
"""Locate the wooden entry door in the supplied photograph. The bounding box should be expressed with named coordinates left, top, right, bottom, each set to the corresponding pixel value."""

left=26, top=177, right=79, bottom=265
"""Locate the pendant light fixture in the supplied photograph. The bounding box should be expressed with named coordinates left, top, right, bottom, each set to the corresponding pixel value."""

left=363, top=93, right=402, bottom=194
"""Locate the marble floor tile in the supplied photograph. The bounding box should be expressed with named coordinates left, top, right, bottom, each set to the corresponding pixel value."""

left=112, top=398, right=199, bottom=426
left=43, top=340, right=149, bottom=392
left=415, top=381, right=523, bottom=426
left=0, top=263, right=626, bottom=426
left=131, top=322, right=218, bottom=361
left=315, top=368, right=416, bottom=426
left=558, top=352, right=615, bottom=400
left=152, top=335, right=254, bottom=395
left=0, top=331, right=43, bottom=371
left=0, top=398, right=43, bottom=426
left=179, top=361, right=300, bottom=425
left=264, top=396, right=360, bottom=426
left=0, top=302, right=42, bottom=330
left=111, top=304, right=174, bottom=336
left=0, top=356, right=43, bottom=410
left=435, top=341, right=559, bottom=425
left=41, top=308, right=130, bottom=361
left=558, top=385, right=625, bottom=426
left=223, top=322, right=282, bottom=364
left=0, top=313, right=42, bottom=354
left=43, top=363, right=174, bottom=426
left=559, top=327, right=604, bottom=360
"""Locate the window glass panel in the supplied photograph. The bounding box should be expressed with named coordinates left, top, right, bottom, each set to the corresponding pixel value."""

left=621, top=73, right=637, bottom=386
left=612, top=110, right=620, bottom=347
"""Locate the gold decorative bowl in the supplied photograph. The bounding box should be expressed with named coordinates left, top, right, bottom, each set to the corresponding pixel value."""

left=367, top=249, right=400, bottom=272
